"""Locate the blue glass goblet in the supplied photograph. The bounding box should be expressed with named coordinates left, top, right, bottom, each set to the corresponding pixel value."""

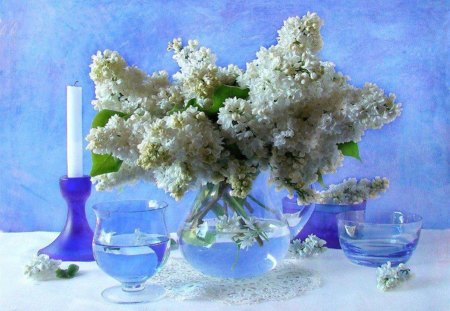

left=92, top=200, right=170, bottom=304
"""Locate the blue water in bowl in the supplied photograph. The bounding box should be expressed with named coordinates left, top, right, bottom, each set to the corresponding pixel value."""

left=93, top=234, right=169, bottom=284
left=339, top=227, right=420, bottom=267
left=180, top=219, right=290, bottom=278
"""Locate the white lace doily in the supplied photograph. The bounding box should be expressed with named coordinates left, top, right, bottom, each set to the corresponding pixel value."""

left=151, top=257, right=321, bottom=305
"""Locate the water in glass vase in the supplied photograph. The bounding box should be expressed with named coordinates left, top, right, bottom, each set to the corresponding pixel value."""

left=93, top=233, right=170, bottom=285
left=180, top=219, right=290, bottom=278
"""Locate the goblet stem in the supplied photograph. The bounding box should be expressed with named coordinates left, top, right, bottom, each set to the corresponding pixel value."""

left=122, top=283, right=145, bottom=292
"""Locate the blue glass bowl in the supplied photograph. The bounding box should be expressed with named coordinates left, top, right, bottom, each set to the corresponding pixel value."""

left=337, top=211, right=422, bottom=267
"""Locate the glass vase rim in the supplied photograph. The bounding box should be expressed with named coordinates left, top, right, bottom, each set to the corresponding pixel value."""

left=92, top=199, right=168, bottom=214
left=336, top=210, right=423, bottom=226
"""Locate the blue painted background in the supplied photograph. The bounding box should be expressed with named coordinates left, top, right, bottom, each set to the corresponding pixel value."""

left=0, top=0, right=448, bottom=232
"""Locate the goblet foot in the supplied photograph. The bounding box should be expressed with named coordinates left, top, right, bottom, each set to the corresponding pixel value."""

left=101, top=283, right=165, bottom=304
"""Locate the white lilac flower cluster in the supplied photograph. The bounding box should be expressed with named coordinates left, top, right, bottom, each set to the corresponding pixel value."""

left=168, top=38, right=242, bottom=106
left=24, top=254, right=61, bottom=281
left=377, top=261, right=412, bottom=291
left=87, top=12, right=401, bottom=201
left=289, top=234, right=327, bottom=258
left=317, top=177, right=389, bottom=204
left=216, top=213, right=272, bottom=249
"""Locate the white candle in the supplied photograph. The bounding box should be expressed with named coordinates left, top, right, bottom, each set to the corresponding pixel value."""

left=66, top=85, right=83, bottom=178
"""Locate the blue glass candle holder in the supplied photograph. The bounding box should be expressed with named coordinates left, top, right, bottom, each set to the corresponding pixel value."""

left=38, top=175, right=94, bottom=261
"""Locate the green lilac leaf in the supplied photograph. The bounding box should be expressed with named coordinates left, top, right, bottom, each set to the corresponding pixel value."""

left=56, top=264, right=79, bottom=279
left=337, top=141, right=361, bottom=161
left=90, top=153, right=123, bottom=177
left=67, top=264, right=79, bottom=276
left=91, top=109, right=128, bottom=128
left=186, top=98, right=201, bottom=109
left=208, top=85, right=250, bottom=116
left=90, top=109, right=127, bottom=176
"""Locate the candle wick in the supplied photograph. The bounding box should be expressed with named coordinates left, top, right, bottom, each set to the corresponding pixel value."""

left=74, top=81, right=79, bottom=86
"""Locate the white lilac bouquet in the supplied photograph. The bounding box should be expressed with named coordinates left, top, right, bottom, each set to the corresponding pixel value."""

left=86, top=13, right=401, bottom=246
left=316, top=177, right=390, bottom=204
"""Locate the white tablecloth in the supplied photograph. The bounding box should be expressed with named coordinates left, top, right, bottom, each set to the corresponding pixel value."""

left=0, top=230, right=449, bottom=311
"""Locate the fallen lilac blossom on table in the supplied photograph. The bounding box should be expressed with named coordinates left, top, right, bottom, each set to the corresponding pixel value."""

left=377, top=261, right=412, bottom=291
left=24, top=254, right=79, bottom=281
left=289, top=234, right=327, bottom=258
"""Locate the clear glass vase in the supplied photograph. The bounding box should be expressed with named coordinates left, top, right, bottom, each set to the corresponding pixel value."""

left=178, top=176, right=313, bottom=279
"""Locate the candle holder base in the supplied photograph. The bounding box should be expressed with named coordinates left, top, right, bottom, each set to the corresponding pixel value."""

left=38, top=176, right=94, bottom=261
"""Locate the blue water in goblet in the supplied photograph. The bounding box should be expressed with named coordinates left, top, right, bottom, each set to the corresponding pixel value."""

left=93, top=234, right=169, bottom=287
